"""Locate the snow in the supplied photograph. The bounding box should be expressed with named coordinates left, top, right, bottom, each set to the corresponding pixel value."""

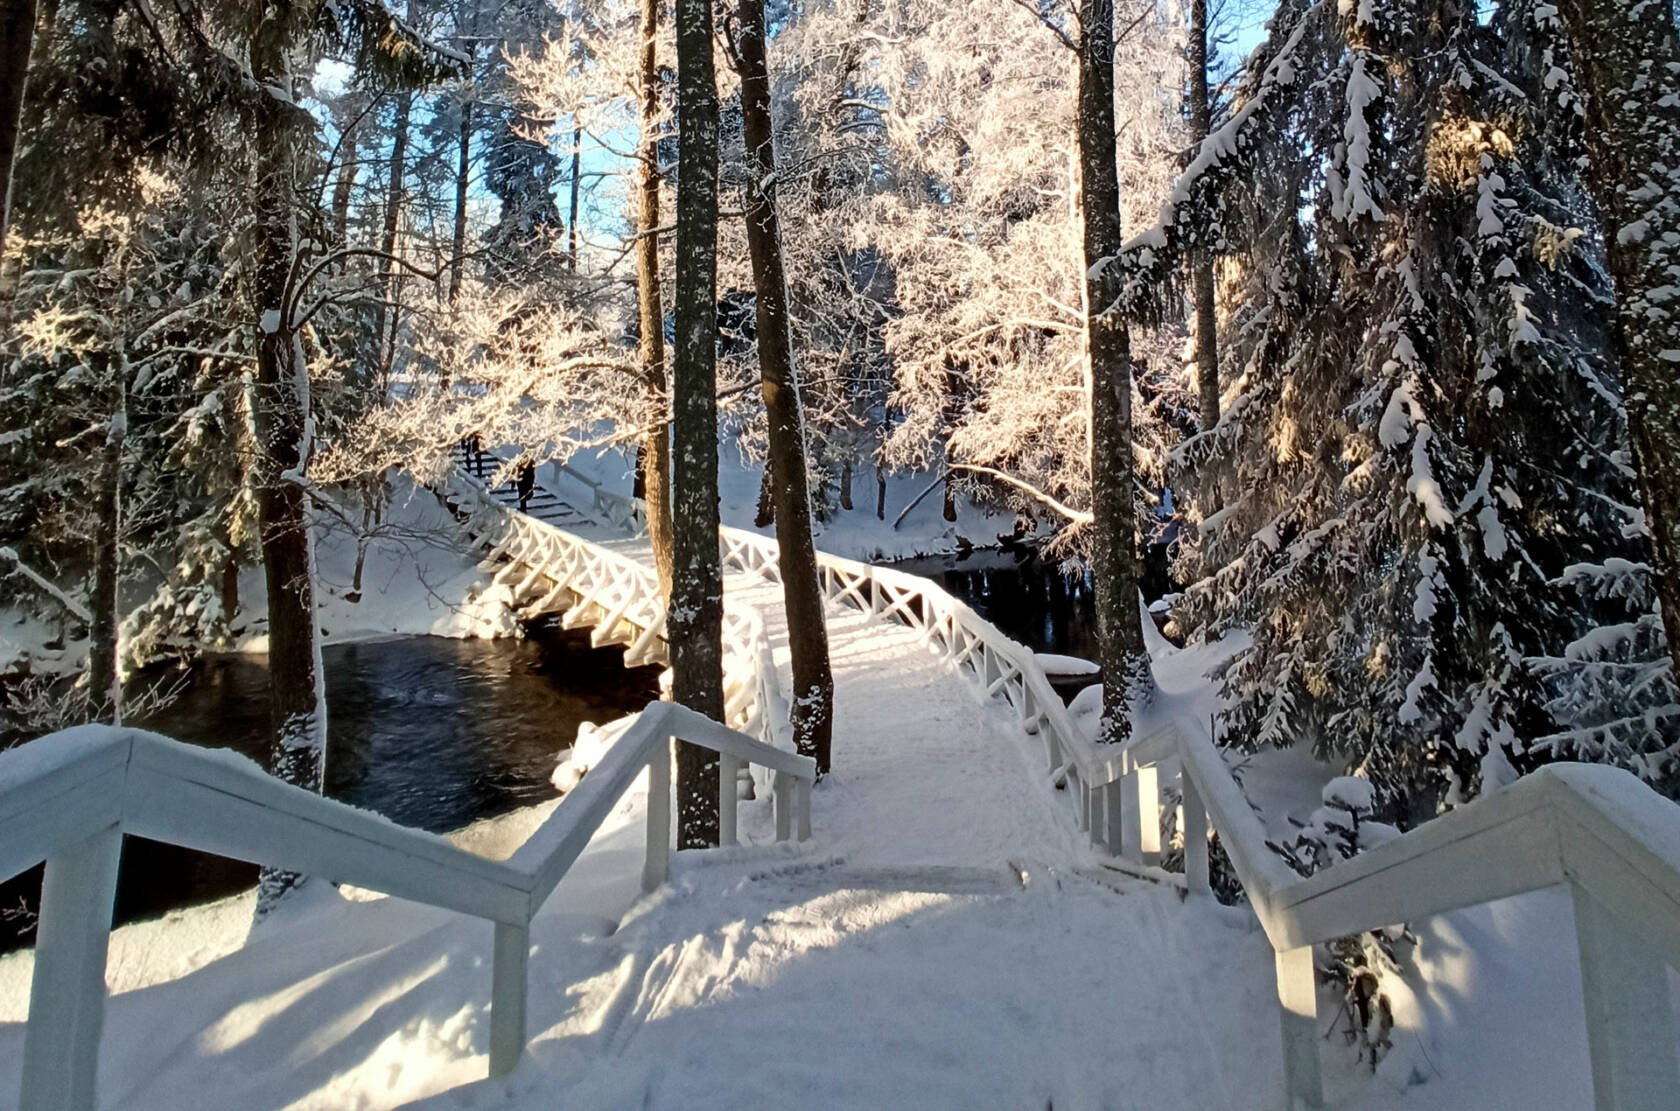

left=1034, top=652, right=1099, bottom=676
left=551, top=448, right=1013, bottom=563
left=234, top=474, right=523, bottom=652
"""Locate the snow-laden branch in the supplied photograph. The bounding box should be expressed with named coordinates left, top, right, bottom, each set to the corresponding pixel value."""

left=949, top=463, right=1093, bottom=524
left=0, top=548, right=93, bottom=624
left=1094, top=2, right=1321, bottom=325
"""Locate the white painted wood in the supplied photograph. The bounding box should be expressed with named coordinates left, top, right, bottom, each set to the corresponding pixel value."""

left=1103, top=779, right=1124, bottom=858
left=1274, top=945, right=1324, bottom=1109
left=20, top=823, right=122, bottom=1111
left=1136, top=765, right=1160, bottom=866
left=1572, top=883, right=1680, bottom=1111
left=488, top=921, right=529, bottom=1077
left=774, top=771, right=792, bottom=842
left=1181, top=774, right=1210, bottom=897
left=796, top=776, right=812, bottom=842
left=718, top=755, right=740, bottom=846
left=643, top=739, right=671, bottom=893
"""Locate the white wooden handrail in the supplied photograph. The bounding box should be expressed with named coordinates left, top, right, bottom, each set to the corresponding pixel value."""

left=1164, top=711, right=1680, bottom=1111
left=1, top=702, right=815, bottom=1111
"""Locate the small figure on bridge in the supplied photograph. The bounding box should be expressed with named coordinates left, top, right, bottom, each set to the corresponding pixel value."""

left=516, top=461, right=535, bottom=513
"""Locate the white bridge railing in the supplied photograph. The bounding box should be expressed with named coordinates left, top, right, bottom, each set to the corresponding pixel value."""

left=1160, top=714, right=1680, bottom=1111
left=534, top=458, right=1146, bottom=852
left=443, top=469, right=790, bottom=759
left=2, top=703, right=814, bottom=1111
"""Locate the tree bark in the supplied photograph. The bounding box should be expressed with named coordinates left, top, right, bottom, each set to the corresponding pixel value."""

left=330, top=109, right=360, bottom=259
left=87, top=381, right=124, bottom=724
left=247, top=23, right=327, bottom=907
left=1188, top=0, right=1219, bottom=431
left=1551, top=0, right=1680, bottom=687
left=637, top=0, right=675, bottom=595
left=1078, top=0, right=1148, bottom=745
left=569, top=122, right=583, bottom=272
left=0, top=0, right=37, bottom=259
left=376, top=89, right=413, bottom=381
left=450, top=94, right=472, bottom=302
left=735, top=0, right=836, bottom=773
left=670, top=0, right=725, bottom=847
left=755, top=462, right=775, bottom=526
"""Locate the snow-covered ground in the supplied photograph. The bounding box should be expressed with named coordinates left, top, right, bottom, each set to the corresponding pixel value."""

left=235, top=476, right=523, bottom=650
left=2, top=476, right=520, bottom=689
left=549, top=448, right=1014, bottom=562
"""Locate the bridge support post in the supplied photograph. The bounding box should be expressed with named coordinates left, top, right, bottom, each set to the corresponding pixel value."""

left=643, top=739, right=671, bottom=891
left=1102, top=780, right=1124, bottom=856
left=21, top=822, right=122, bottom=1111
left=1120, top=766, right=1161, bottom=865
left=1181, top=775, right=1211, bottom=896
left=489, top=922, right=529, bottom=1078
left=796, top=776, right=812, bottom=841
left=718, top=755, right=741, bottom=846
left=1572, top=883, right=1680, bottom=1111
left=1275, top=945, right=1324, bottom=1109
left=774, top=770, right=793, bottom=841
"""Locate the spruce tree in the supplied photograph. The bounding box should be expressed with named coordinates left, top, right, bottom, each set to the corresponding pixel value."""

left=1155, top=0, right=1634, bottom=815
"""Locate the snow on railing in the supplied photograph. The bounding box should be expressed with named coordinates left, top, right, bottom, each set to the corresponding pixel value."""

left=1, top=705, right=814, bottom=1111
left=1150, top=714, right=1680, bottom=1110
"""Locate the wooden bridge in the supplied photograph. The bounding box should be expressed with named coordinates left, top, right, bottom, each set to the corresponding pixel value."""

left=2, top=449, right=1679, bottom=1109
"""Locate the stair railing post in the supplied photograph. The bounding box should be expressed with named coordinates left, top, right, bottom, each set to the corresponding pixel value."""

left=718, top=754, right=741, bottom=846
left=1275, top=945, right=1324, bottom=1108
left=20, top=822, right=123, bottom=1111
left=1181, top=772, right=1211, bottom=896
left=774, top=770, right=793, bottom=842
left=1571, top=882, right=1680, bottom=1110
left=796, top=775, right=812, bottom=842
left=643, top=737, right=672, bottom=891
left=488, top=921, right=529, bottom=1077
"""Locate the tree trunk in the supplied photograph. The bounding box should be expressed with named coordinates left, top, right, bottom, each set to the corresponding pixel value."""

left=247, top=28, right=327, bottom=908
left=376, top=90, right=413, bottom=381
left=942, top=471, right=957, bottom=521
left=0, top=0, right=37, bottom=258
left=670, top=0, right=725, bottom=847
left=87, top=382, right=124, bottom=724
left=1078, top=0, right=1148, bottom=745
left=637, top=0, right=675, bottom=595
left=839, top=460, right=853, bottom=512
left=1551, top=0, right=1680, bottom=687
left=569, top=123, right=583, bottom=272
left=735, top=0, right=836, bottom=773
left=450, top=94, right=472, bottom=302
left=876, top=464, right=886, bottom=520
left=755, top=462, right=775, bottom=527
left=221, top=554, right=239, bottom=624
left=330, top=109, right=360, bottom=259
left=1188, top=0, right=1219, bottom=431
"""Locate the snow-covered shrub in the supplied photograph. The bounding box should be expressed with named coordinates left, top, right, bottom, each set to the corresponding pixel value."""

left=1272, top=776, right=1410, bottom=1070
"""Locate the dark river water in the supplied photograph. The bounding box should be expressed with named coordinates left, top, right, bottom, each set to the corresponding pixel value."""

left=1, top=623, right=661, bottom=951
left=886, top=548, right=1101, bottom=662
